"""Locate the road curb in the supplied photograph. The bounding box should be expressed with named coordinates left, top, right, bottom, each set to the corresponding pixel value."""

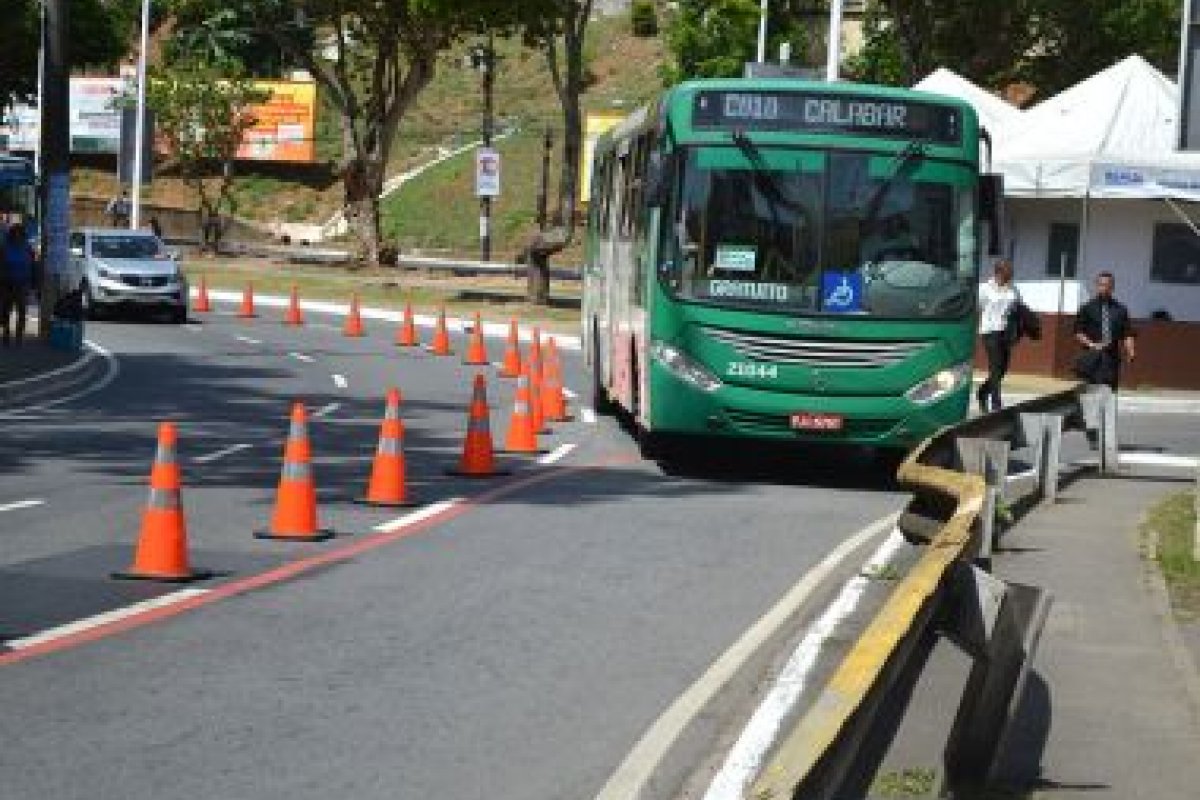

left=1138, top=515, right=1200, bottom=728
left=0, top=342, right=115, bottom=412
left=594, top=514, right=898, bottom=800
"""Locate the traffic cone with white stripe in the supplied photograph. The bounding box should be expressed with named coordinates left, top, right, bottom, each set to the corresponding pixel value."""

left=499, top=318, right=522, bottom=378
left=344, top=294, right=365, bottom=337
left=504, top=363, right=541, bottom=454
left=357, top=388, right=416, bottom=507
left=529, top=345, right=548, bottom=434
left=193, top=276, right=212, bottom=313
left=463, top=311, right=489, bottom=365
left=113, top=422, right=210, bottom=582
left=447, top=374, right=507, bottom=477
left=255, top=403, right=334, bottom=541
left=284, top=285, right=304, bottom=326
left=238, top=282, right=256, bottom=319
left=542, top=338, right=571, bottom=422
left=431, top=306, right=452, bottom=355
left=396, top=302, right=419, bottom=347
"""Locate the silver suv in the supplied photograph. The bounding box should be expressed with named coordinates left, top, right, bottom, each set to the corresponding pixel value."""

left=70, top=228, right=188, bottom=323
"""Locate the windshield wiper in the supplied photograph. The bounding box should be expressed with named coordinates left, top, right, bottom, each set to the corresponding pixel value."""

left=861, top=138, right=927, bottom=222
left=731, top=129, right=805, bottom=212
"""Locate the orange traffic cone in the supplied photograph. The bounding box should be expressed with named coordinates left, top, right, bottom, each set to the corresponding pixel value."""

left=463, top=311, right=489, bottom=366
left=504, top=363, right=542, bottom=454
left=284, top=285, right=304, bottom=326
left=499, top=319, right=522, bottom=378
left=447, top=374, right=508, bottom=477
left=529, top=327, right=544, bottom=383
left=396, top=302, right=419, bottom=347
left=255, top=403, right=334, bottom=541
left=430, top=306, right=452, bottom=355
left=357, top=388, right=417, bottom=507
left=238, top=282, right=256, bottom=319
left=529, top=348, right=548, bottom=434
left=193, top=276, right=212, bottom=313
left=344, top=294, right=365, bottom=337
left=542, top=339, right=572, bottom=422
left=113, top=422, right=210, bottom=582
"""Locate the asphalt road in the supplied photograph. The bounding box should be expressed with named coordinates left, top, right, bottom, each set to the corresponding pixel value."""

left=0, top=306, right=908, bottom=800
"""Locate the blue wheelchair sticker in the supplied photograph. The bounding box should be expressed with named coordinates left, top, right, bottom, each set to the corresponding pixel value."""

left=821, top=271, right=863, bottom=313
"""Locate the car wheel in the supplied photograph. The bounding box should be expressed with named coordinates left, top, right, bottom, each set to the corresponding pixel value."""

left=170, top=305, right=187, bottom=324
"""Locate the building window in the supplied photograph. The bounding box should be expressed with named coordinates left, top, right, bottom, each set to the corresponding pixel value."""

left=1151, top=223, right=1200, bottom=285
left=1046, top=222, right=1079, bottom=278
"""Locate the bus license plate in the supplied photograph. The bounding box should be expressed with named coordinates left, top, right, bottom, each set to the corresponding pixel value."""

left=790, top=412, right=844, bottom=431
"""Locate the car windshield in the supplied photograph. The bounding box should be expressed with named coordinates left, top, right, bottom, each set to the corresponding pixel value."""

left=92, top=235, right=162, bottom=259
left=660, top=146, right=978, bottom=319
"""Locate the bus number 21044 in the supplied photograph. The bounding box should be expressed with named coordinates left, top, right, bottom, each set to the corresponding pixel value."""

left=727, top=362, right=779, bottom=379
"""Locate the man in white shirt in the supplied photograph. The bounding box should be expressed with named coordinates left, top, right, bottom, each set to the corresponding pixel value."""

left=976, top=259, right=1021, bottom=412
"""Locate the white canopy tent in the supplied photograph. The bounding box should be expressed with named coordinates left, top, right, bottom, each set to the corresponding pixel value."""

left=914, top=68, right=1023, bottom=139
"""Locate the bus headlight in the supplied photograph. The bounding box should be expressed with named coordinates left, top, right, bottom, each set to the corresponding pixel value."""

left=650, top=340, right=722, bottom=393
left=906, top=362, right=972, bottom=406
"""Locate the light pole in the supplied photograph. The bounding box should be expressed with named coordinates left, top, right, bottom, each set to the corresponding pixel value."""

left=756, top=0, right=768, bottom=64
left=39, top=0, right=70, bottom=339
left=130, top=0, right=151, bottom=229
left=826, top=0, right=845, bottom=81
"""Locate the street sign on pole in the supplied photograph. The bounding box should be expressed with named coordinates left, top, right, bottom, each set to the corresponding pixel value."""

left=476, top=147, right=500, bottom=198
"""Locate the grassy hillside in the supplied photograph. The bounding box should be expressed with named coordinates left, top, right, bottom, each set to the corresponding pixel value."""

left=73, top=10, right=667, bottom=260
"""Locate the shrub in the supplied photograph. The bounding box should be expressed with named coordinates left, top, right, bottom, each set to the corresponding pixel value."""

left=631, top=1, right=658, bottom=37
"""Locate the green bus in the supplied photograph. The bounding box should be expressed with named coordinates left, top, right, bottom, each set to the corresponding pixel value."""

left=583, top=79, right=999, bottom=456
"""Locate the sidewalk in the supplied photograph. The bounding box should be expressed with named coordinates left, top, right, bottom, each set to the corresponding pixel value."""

left=991, top=473, right=1200, bottom=797
left=0, top=318, right=101, bottom=410
left=978, top=372, right=1200, bottom=414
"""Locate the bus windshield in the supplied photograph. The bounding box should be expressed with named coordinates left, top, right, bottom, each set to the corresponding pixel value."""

left=662, top=146, right=978, bottom=319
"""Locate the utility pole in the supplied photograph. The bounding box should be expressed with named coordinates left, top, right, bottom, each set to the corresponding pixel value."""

left=131, top=0, right=151, bottom=229
left=756, top=0, right=768, bottom=64
left=39, top=0, right=70, bottom=339
left=471, top=36, right=496, bottom=263
left=826, top=0, right=845, bottom=81
left=536, top=127, right=553, bottom=232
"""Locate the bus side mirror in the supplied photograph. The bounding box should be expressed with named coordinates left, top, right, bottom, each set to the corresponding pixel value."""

left=645, top=151, right=676, bottom=208
left=979, top=173, right=1006, bottom=257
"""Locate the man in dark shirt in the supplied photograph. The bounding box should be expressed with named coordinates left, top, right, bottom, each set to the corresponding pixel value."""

left=1073, top=271, right=1136, bottom=390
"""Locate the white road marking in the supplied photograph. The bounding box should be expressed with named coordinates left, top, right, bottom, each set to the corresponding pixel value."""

left=289, top=352, right=315, bottom=363
left=594, top=514, right=900, bottom=800
left=1119, top=452, right=1200, bottom=469
left=234, top=335, right=262, bottom=346
left=0, top=499, right=45, bottom=513
left=332, top=374, right=348, bottom=389
left=563, top=387, right=578, bottom=399
left=312, top=402, right=341, bottom=419
left=193, top=444, right=252, bottom=464
left=581, top=407, right=597, bottom=424
left=373, top=499, right=463, bottom=534
left=5, top=588, right=210, bottom=650
left=184, top=324, right=202, bottom=333
left=538, top=443, right=576, bottom=465
left=0, top=341, right=120, bottom=417
left=700, top=528, right=908, bottom=800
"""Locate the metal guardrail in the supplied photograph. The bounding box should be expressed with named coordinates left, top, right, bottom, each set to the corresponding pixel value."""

left=748, top=384, right=1120, bottom=799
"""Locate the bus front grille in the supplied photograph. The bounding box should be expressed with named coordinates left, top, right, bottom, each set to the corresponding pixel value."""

left=701, top=326, right=929, bottom=368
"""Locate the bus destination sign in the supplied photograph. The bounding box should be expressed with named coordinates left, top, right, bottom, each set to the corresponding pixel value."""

left=692, top=91, right=962, bottom=143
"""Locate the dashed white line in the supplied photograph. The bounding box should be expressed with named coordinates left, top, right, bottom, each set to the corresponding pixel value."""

left=373, top=499, right=463, bottom=534
left=538, top=443, right=577, bottom=465
left=184, top=324, right=202, bottom=333
left=312, top=402, right=341, bottom=419
left=581, top=407, right=597, bottom=424
left=234, top=335, right=263, bottom=345
left=332, top=374, right=348, bottom=389
left=193, top=444, right=252, bottom=464
left=0, top=499, right=45, bottom=513
left=5, top=588, right=210, bottom=650
left=289, top=352, right=315, bottom=363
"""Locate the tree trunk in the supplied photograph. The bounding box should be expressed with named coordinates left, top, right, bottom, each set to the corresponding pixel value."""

left=526, top=250, right=550, bottom=306
left=344, top=157, right=384, bottom=265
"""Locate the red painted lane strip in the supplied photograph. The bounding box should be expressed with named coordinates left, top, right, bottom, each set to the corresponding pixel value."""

left=0, top=461, right=615, bottom=668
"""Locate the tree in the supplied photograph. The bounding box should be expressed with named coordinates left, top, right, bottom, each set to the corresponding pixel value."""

left=849, top=0, right=1180, bottom=100
left=510, top=0, right=596, bottom=304
left=662, top=0, right=827, bottom=84
left=0, top=0, right=140, bottom=113
left=143, top=61, right=268, bottom=251
left=172, top=0, right=498, bottom=265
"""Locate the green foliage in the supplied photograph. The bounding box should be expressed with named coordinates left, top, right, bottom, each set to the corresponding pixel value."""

left=849, top=0, right=1181, bottom=99
left=631, top=1, right=659, bottom=37
left=0, top=0, right=139, bottom=112
left=662, top=0, right=826, bottom=84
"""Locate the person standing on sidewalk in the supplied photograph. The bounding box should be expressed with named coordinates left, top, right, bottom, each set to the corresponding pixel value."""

left=1073, top=271, right=1136, bottom=391
left=976, top=258, right=1022, bottom=412
left=0, top=224, right=36, bottom=346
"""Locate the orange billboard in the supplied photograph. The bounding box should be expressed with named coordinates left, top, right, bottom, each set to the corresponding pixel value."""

left=238, top=80, right=317, bottom=163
